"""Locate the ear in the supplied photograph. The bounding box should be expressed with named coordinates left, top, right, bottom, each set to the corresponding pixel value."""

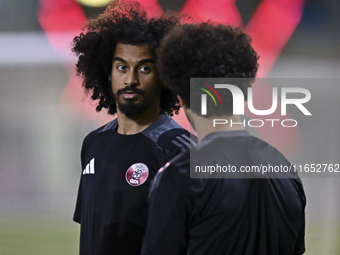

left=108, top=75, right=112, bottom=81
left=177, top=95, right=187, bottom=107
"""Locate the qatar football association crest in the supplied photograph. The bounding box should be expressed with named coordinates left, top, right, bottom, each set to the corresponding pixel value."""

left=125, top=163, right=149, bottom=186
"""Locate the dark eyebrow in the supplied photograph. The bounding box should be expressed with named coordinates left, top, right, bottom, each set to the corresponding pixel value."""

left=139, top=58, right=154, bottom=64
left=113, top=57, right=126, bottom=63
left=113, top=57, right=154, bottom=64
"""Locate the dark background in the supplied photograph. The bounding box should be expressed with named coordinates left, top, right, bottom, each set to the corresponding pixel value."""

left=0, top=0, right=339, bottom=254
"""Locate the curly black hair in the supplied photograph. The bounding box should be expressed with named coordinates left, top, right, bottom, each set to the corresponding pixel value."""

left=158, top=23, right=259, bottom=116
left=72, top=1, right=180, bottom=115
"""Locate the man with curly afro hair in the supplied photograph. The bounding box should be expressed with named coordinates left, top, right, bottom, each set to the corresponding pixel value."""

left=72, top=2, right=194, bottom=255
left=142, top=23, right=305, bottom=255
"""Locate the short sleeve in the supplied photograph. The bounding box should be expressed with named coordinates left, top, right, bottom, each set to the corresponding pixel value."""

left=73, top=178, right=82, bottom=223
left=73, top=132, right=94, bottom=224
left=294, top=185, right=306, bottom=255
left=294, top=213, right=305, bottom=255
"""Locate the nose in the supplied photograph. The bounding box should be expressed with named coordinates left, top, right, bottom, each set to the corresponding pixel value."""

left=125, top=69, right=139, bottom=87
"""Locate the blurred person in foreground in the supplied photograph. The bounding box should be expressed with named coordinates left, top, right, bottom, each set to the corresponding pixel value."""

left=72, top=2, right=193, bottom=254
left=142, top=23, right=306, bottom=255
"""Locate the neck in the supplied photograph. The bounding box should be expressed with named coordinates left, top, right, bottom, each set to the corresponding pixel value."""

left=191, top=113, right=244, bottom=142
left=116, top=105, right=161, bottom=135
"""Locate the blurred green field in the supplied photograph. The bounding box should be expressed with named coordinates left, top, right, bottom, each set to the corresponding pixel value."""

left=0, top=216, right=79, bottom=255
left=304, top=219, right=340, bottom=255
left=0, top=216, right=339, bottom=254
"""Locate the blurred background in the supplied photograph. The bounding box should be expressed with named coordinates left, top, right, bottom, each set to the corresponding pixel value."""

left=0, top=0, right=339, bottom=254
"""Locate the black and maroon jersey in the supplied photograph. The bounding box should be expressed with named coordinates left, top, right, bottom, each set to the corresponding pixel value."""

left=74, top=114, right=195, bottom=255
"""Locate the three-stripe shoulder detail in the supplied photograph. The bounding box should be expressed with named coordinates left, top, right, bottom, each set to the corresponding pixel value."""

left=171, top=134, right=197, bottom=152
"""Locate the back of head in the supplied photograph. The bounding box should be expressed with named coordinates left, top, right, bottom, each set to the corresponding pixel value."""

left=72, top=1, right=180, bottom=115
left=158, top=23, right=259, bottom=117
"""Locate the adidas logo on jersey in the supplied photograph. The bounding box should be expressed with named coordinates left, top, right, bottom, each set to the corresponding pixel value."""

left=83, top=158, right=95, bottom=175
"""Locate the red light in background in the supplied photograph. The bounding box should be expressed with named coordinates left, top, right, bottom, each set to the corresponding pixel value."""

left=37, top=0, right=305, bottom=159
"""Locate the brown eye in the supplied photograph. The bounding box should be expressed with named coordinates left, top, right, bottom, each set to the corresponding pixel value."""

left=139, top=66, right=150, bottom=73
left=117, top=65, right=126, bottom=71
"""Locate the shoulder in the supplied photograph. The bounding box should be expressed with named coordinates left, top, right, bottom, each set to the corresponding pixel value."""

left=151, top=150, right=191, bottom=193
left=81, top=118, right=118, bottom=149
left=141, top=114, right=197, bottom=154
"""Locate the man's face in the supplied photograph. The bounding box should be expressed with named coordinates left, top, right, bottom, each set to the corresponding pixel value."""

left=111, top=43, right=161, bottom=119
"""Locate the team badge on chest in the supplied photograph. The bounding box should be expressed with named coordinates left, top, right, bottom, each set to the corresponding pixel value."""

left=125, top=163, right=149, bottom=186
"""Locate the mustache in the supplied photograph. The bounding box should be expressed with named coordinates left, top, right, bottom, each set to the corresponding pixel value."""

left=117, top=86, right=144, bottom=95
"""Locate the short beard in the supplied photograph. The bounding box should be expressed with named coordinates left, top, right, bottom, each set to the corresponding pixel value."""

left=117, top=100, right=151, bottom=119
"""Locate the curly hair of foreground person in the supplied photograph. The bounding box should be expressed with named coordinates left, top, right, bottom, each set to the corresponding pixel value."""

left=72, top=1, right=180, bottom=115
left=158, top=23, right=259, bottom=116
